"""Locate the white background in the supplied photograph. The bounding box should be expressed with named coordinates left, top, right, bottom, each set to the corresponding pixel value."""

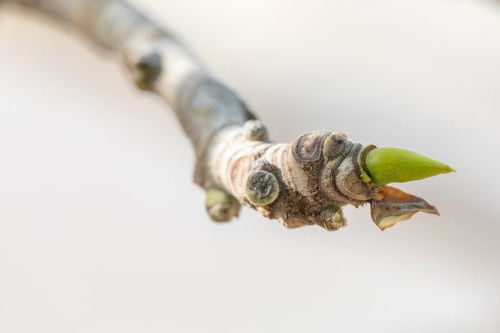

left=1, top=0, right=499, bottom=332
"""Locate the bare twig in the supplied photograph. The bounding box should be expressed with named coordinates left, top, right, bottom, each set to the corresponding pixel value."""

left=3, top=0, right=449, bottom=230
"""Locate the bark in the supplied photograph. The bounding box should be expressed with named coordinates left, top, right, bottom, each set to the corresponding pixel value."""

left=3, top=0, right=436, bottom=231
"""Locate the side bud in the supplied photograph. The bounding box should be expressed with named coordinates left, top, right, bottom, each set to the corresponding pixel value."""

left=319, top=205, right=347, bottom=231
left=243, top=120, right=269, bottom=141
left=245, top=164, right=280, bottom=206
left=205, top=186, right=241, bottom=222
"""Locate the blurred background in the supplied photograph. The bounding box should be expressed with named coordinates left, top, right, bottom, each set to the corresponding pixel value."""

left=1, top=0, right=499, bottom=332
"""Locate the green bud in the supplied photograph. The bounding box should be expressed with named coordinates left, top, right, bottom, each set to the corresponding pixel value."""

left=205, top=186, right=240, bottom=222
left=245, top=170, right=280, bottom=206
left=365, top=147, right=455, bottom=185
left=319, top=205, right=347, bottom=231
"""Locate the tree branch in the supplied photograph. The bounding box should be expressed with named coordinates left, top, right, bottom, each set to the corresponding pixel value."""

left=3, top=0, right=451, bottom=231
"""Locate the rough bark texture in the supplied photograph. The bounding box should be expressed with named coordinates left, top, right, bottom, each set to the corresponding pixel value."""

left=3, top=0, right=437, bottom=231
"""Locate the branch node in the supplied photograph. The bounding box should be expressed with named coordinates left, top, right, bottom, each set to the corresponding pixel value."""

left=127, top=51, right=162, bottom=90
left=292, top=131, right=329, bottom=164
